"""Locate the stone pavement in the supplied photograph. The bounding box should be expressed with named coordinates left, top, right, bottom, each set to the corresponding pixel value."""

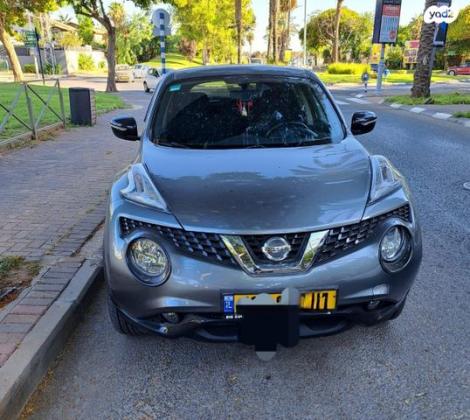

left=0, top=90, right=145, bottom=367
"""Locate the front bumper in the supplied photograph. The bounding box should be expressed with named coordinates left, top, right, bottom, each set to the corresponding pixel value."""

left=104, top=178, right=422, bottom=342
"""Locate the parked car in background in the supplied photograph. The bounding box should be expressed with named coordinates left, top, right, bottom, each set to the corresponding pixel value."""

left=133, top=64, right=148, bottom=79
left=447, top=62, right=470, bottom=76
left=115, top=64, right=135, bottom=83
left=143, top=67, right=161, bottom=92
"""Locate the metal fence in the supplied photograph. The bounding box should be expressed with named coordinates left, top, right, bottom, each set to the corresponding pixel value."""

left=0, top=79, right=66, bottom=145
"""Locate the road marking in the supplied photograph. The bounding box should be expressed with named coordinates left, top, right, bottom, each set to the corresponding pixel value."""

left=433, top=112, right=452, bottom=120
left=334, top=99, right=349, bottom=105
left=355, top=94, right=364, bottom=98
left=390, top=103, right=402, bottom=108
left=410, top=107, right=426, bottom=113
left=347, top=97, right=370, bottom=104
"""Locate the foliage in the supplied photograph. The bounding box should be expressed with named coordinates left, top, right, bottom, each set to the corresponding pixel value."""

left=77, top=15, right=95, bottom=45
left=44, top=63, right=62, bottom=74
left=397, top=16, right=423, bottom=47
left=23, top=63, right=36, bottom=73
left=447, top=5, right=470, bottom=57
left=78, top=53, right=95, bottom=71
left=55, top=31, right=82, bottom=48
left=327, top=62, right=370, bottom=75
left=179, top=38, right=197, bottom=60
left=108, top=5, right=153, bottom=65
left=171, top=0, right=255, bottom=64
left=386, top=45, right=404, bottom=69
left=299, top=8, right=373, bottom=62
left=98, top=60, right=107, bottom=69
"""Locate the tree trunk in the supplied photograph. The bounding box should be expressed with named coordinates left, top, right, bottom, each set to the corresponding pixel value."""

left=267, top=0, right=272, bottom=60
left=272, top=0, right=278, bottom=62
left=0, top=24, right=24, bottom=82
left=411, top=0, right=437, bottom=98
left=235, top=0, right=242, bottom=64
left=105, top=26, right=117, bottom=92
left=332, top=0, right=344, bottom=63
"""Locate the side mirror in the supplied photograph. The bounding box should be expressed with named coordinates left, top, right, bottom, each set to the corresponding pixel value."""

left=110, top=116, right=139, bottom=141
left=351, top=111, right=377, bottom=136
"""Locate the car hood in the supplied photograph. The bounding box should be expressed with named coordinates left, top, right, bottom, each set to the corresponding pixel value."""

left=143, top=137, right=371, bottom=234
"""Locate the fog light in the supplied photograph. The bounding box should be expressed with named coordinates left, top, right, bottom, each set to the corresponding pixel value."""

left=162, top=312, right=180, bottom=324
left=128, top=238, right=170, bottom=285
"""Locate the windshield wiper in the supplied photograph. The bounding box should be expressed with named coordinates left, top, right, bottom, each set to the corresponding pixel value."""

left=157, top=141, right=190, bottom=148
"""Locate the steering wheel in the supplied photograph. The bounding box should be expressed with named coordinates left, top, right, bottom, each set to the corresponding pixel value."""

left=266, top=121, right=318, bottom=141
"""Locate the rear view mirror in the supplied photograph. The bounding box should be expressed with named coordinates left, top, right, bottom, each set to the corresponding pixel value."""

left=111, top=116, right=139, bottom=141
left=351, top=111, right=377, bottom=136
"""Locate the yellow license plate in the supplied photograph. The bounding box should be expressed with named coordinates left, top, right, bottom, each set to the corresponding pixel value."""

left=233, top=290, right=337, bottom=312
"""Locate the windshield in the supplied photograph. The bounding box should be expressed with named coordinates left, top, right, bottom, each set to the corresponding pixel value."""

left=152, top=76, right=345, bottom=149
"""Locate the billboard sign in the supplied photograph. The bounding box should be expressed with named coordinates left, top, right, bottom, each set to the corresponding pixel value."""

left=24, top=30, right=37, bottom=48
left=403, top=40, right=419, bottom=64
left=372, top=0, right=402, bottom=44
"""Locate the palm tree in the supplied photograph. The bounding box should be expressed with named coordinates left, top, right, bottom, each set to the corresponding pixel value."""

left=272, top=0, right=278, bottom=62
left=279, top=0, right=296, bottom=62
left=332, top=0, right=344, bottom=62
left=411, top=0, right=438, bottom=97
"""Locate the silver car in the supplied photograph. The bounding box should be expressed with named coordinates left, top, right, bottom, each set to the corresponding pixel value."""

left=106, top=65, right=422, bottom=351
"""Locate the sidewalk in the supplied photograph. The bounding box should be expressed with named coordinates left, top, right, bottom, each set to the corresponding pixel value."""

left=0, top=102, right=140, bottom=367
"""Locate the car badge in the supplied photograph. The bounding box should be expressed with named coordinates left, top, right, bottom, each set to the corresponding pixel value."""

left=261, top=237, right=291, bottom=262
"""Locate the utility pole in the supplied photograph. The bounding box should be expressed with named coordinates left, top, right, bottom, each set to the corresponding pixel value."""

left=303, top=0, right=307, bottom=67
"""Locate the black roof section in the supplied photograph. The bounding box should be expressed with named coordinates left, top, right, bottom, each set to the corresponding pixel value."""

left=167, top=64, right=317, bottom=82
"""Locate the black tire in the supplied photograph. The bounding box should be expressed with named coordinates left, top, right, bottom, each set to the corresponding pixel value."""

left=388, top=296, right=407, bottom=320
left=143, top=82, right=150, bottom=93
left=107, top=295, right=145, bottom=335
left=448, top=70, right=456, bottom=76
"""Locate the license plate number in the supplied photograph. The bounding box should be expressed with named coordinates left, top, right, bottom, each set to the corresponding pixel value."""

left=224, top=290, right=337, bottom=314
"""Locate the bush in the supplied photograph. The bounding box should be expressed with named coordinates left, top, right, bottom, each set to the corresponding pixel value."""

left=78, top=53, right=95, bottom=71
left=44, top=63, right=62, bottom=75
left=327, top=62, right=371, bottom=75
left=98, top=60, right=106, bottom=70
left=23, top=63, right=36, bottom=73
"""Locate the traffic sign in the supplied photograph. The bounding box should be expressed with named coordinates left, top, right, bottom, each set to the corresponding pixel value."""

left=24, top=30, right=37, bottom=48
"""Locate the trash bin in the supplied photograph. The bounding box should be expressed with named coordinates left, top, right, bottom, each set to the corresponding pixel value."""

left=69, top=88, right=96, bottom=126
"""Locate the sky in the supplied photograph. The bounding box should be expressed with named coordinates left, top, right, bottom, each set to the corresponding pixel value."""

left=54, top=0, right=469, bottom=53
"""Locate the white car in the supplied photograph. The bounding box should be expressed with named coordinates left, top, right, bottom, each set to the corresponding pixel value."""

left=133, top=64, right=148, bottom=79
left=115, top=64, right=135, bottom=83
left=143, top=67, right=161, bottom=92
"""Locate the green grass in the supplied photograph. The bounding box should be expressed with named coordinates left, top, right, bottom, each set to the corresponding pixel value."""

left=317, top=71, right=465, bottom=85
left=453, top=111, right=470, bottom=118
left=0, top=256, right=24, bottom=279
left=384, top=92, right=470, bottom=105
left=0, top=82, right=126, bottom=140
left=143, top=52, right=203, bottom=69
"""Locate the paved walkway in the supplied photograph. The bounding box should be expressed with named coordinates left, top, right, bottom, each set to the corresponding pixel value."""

left=0, top=89, right=146, bottom=367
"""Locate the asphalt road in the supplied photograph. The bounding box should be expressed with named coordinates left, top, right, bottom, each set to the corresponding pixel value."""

left=23, top=87, right=470, bottom=420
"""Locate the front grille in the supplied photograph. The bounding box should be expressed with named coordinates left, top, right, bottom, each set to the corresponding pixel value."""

left=120, top=204, right=410, bottom=270
left=243, top=232, right=309, bottom=263
left=120, top=218, right=237, bottom=266
left=315, top=204, right=411, bottom=264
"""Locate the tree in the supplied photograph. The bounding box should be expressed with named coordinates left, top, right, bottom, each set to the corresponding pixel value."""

left=0, top=0, right=57, bottom=81
left=77, top=15, right=95, bottom=45
left=279, top=0, right=296, bottom=62
left=57, top=13, right=73, bottom=23
left=300, top=8, right=372, bottom=63
left=332, top=0, right=344, bottom=62
left=66, top=0, right=154, bottom=92
left=56, top=31, right=82, bottom=48
left=446, top=5, right=470, bottom=60
left=235, top=0, right=242, bottom=64
left=411, top=0, right=438, bottom=98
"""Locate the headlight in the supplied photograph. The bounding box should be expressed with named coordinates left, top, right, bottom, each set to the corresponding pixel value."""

left=369, top=155, right=404, bottom=203
left=380, top=226, right=412, bottom=272
left=380, top=227, right=404, bottom=261
left=128, top=238, right=170, bottom=284
left=120, top=163, right=168, bottom=211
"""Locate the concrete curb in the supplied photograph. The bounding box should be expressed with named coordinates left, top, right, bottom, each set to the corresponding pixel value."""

left=0, top=259, right=103, bottom=419
left=386, top=102, right=470, bottom=128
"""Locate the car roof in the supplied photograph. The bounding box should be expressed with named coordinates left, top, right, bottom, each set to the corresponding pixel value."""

left=168, top=64, right=316, bottom=82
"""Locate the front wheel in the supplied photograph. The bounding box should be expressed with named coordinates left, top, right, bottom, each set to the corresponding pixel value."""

left=448, top=70, right=456, bottom=76
left=107, top=295, right=146, bottom=335
left=143, top=81, right=150, bottom=93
